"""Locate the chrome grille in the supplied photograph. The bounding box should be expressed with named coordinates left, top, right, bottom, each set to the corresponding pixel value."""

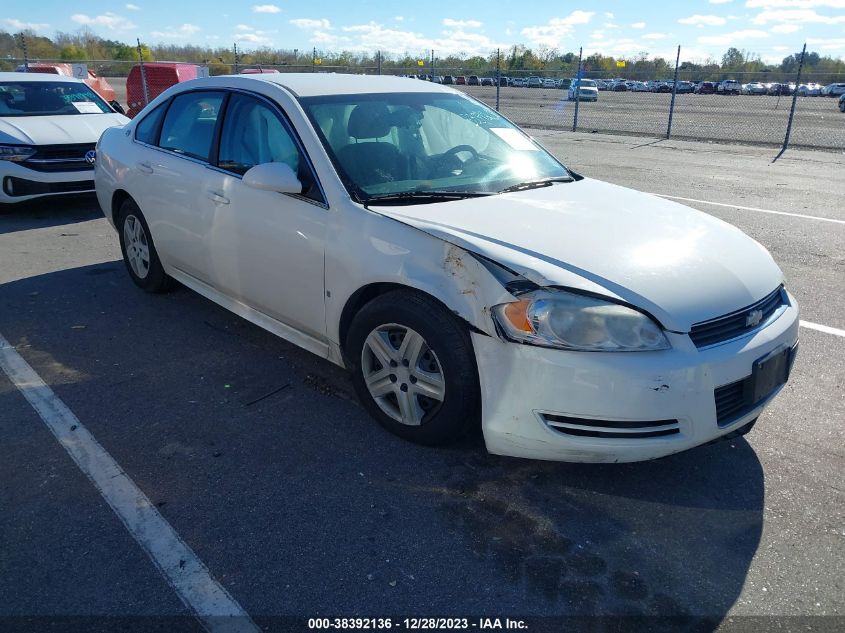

left=22, top=143, right=95, bottom=173
left=689, top=287, right=786, bottom=348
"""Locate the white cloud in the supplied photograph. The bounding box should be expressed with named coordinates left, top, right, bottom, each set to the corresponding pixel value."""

left=631, top=21, right=646, bottom=28
left=604, top=12, right=615, bottom=18
left=521, top=10, right=596, bottom=48
left=394, top=16, right=404, bottom=22
left=125, top=3, right=141, bottom=10
left=237, top=31, right=273, bottom=45
left=771, top=23, right=801, bottom=32
left=252, top=4, right=281, bottom=13
left=642, top=33, right=668, bottom=40
left=709, top=0, right=733, bottom=4
left=746, top=0, right=845, bottom=7
left=236, top=24, right=254, bottom=31
left=806, top=36, right=845, bottom=50
left=751, top=9, right=845, bottom=23
left=150, top=23, right=201, bottom=39
left=678, top=14, right=728, bottom=26
left=290, top=18, right=332, bottom=30
left=4, top=18, right=49, bottom=31
left=333, top=21, right=505, bottom=56
left=697, top=29, right=770, bottom=44
left=442, top=18, right=483, bottom=28
left=71, top=13, right=136, bottom=31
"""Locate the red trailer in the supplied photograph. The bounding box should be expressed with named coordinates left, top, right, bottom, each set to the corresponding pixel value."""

left=126, top=62, right=203, bottom=118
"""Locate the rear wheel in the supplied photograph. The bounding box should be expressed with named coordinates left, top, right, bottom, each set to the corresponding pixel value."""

left=117, top=198, right=173, bottom=292
left=345, top=289, right=479, bottom=446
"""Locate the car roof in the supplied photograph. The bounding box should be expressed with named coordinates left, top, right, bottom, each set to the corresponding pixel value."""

left=0, top=71, right=85, bottom=84
left=197, top=73, right=456, bottom=97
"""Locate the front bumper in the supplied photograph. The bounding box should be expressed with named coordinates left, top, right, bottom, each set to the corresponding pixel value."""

left=0, top=160, right=95, bottom=203
left=473, top=293, right=799, bottom=463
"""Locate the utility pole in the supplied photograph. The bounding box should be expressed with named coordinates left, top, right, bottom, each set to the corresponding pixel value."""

left=233, top=43, right=239, bottom=73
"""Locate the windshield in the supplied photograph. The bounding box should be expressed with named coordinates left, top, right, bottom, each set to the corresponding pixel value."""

left=299, top=92, right=570, bottom=200
left=0, top=81, right=111, bottom=117
left=576, top=80, right=597, bottom=88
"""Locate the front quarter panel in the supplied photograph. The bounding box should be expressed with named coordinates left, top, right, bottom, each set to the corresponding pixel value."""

left=325, top=203, right=516, bottom=349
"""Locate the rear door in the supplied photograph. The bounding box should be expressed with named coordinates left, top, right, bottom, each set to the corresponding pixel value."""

left=132, top=90, right=225, bottom=282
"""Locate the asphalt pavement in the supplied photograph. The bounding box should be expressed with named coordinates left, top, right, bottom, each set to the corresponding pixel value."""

left=1, top=134, right=842, bottom=632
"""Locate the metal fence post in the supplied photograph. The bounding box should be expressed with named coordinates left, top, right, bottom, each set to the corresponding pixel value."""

left=572, top=47, right=583, bottom=132
left=377, top=50, right=381, bottom=75
left=18, top=33, right=29, bottom=71
left=666, top=45, right=681, bottom=139
left=136, top=38, right=149, bottom=107
left=774, top=43, right=806, bottom=161
left=495, top=48, right=501, bottom=112
left=233, top=43, right=240, bottom=73
left=431, top=49, right=435, bottom=80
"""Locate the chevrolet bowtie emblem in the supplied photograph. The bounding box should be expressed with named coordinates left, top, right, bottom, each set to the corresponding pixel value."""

left=745, top=309, right=764, bottom=328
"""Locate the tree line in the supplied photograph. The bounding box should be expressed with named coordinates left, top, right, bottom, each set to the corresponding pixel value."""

left=1, top=29, right=843, bottom=82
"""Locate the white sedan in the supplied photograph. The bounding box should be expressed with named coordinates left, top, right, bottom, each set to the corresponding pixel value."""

left=0, top=72, right=128, bottom=204
left=95, top=74, right=799, bottom=463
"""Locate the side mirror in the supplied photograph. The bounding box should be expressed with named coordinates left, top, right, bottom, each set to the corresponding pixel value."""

left=242, top=162, right=303, bottom=195
left=109, top=100, right=126, bottom=115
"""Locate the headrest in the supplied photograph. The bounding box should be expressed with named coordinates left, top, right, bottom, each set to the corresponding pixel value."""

left=347, top=102, right=392, bottom=139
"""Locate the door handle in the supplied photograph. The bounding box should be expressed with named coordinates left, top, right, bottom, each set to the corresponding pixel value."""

left=136, top=161, right=153, bottom=174
left=206, top=190, right=230, bottom=205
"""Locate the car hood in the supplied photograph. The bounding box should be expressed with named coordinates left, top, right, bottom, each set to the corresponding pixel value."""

left=371, top=178, right=783, bottom=332
left=0, top=113, right=129, bottom=146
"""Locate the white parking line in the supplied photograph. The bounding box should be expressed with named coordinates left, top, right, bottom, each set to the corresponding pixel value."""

left=0, top=333, right=260, bottom=633
left=652, top=194, right=845, bottom=225
left=800, top=320, right=845, bottom=338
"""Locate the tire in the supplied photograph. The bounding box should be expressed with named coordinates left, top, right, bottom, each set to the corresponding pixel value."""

left=345, top=289, right=480, bottom=446
left=116, top=198, right=173, bottom=293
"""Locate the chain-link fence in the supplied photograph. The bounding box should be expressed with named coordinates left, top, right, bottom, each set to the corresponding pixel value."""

left=4, top=44, right=844, bottom=154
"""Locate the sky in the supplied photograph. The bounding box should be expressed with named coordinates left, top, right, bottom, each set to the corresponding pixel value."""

left=3, top=0, right=845, bottom=63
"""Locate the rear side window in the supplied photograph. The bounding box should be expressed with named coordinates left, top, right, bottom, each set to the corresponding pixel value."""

left=134, top=102, right=167, bottom=145
left=158, top=91, right=224, bottom=161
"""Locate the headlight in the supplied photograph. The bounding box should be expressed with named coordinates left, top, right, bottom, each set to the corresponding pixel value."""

left=492, top=289, right=670, bottom=352
left=0, top=145, right=36, bottom=162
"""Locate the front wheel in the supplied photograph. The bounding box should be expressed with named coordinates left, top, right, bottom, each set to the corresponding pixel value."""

left=345, top=289, right=480, bottom=446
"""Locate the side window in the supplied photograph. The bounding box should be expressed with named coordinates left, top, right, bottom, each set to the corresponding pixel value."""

left=218, top=94, right=302, bottom=177
left=134, top=102, right=167, bottom=145
left=158, top=91, right=224, bottom=161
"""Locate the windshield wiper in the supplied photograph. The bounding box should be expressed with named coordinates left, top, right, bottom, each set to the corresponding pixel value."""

left=365, top=191, right=492, bottom=205
left=498, top=176, right=574, bottom=194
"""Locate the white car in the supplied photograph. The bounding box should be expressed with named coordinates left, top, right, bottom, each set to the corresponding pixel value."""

left=567, top=79, right=599, bottom=101
left=0, top=72, right=128, bottom=204
left=95, top=74, right=799, bottom=463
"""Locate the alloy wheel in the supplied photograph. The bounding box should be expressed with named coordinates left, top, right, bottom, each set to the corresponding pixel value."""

left=361, top=324, right=445, bottom=426
left=123, top=214, right=150, bottom=279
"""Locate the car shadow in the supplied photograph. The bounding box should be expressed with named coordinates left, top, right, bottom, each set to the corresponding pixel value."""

left=0, top=262, right=763, bottom=628
left=0, top=194, right=103, bottom=235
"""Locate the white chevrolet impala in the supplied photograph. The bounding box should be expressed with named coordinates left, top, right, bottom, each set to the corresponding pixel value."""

left=95, top=74, right=799, bottom=462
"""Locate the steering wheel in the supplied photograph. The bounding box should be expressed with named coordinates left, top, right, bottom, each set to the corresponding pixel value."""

left=442, top=144, right=480, bottom=161
left=430, top=144, right=480, bottom=177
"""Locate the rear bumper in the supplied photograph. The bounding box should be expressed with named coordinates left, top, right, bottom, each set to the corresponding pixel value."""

left=0, top=161, right=94, bottom=203
left=473, top=292, right=800, bottom=463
